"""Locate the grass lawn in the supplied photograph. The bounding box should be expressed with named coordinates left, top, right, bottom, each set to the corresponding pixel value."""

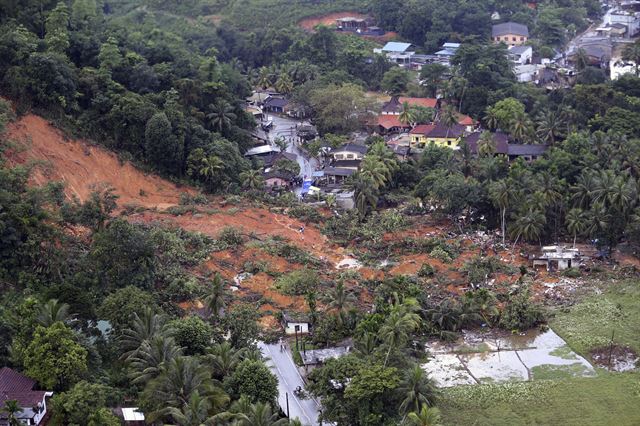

left=439, top=373, right=640, bottom=426
left=439, top=279, right=640, bottom=425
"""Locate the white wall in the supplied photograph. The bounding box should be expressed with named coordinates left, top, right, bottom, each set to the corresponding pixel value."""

left=285, top=322, right=309, bottom=335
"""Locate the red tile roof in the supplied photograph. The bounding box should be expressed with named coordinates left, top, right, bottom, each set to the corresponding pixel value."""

left=399, top=97, right=437, bottom=109
left=0, top=367, right=36, bottom=392
left=409, top=124, right=436, bottom=135
left=0, top=367, right=49, bottom=409
left=457, top=114, right=475, bottom=126
left=0, top=391, right=47, bottom=407
left=377, top=115, right=409, bottom=130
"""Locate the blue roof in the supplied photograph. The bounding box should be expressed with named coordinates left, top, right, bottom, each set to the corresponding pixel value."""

left=382, top=42, right=413, bottom=52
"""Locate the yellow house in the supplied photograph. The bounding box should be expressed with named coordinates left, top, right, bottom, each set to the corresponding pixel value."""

left=492, top=22, right=529, bottom=47
left=422, top=123, right=466, bottom=149
left=409, top=124, right=436, bottom=149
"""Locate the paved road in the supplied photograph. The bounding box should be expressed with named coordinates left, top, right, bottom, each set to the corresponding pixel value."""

left=259, top=342, right=321, bottom=426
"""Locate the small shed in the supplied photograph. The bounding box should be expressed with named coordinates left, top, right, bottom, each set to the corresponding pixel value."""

left=282, top=312, right=310, bottom=335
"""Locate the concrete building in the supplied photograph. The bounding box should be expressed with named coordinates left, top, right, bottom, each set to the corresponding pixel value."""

left=508, top=45, right=533, bottom=65
left=531, top=246, right=584, bottom=271
left=604, top=9, right=640, bottom=37
left=492, top=22, right=529, bottom=46
left=374, top=42, right=416, bottom=65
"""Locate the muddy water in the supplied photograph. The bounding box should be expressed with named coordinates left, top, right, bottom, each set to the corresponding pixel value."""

left=422, top=329, right=596, bottom=387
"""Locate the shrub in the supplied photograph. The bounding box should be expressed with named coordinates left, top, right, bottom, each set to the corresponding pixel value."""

left=180, top=192, right=209, bottom=205
left=287, top=204, right=323, bottom=223
left=430, top=247, right=452, bottom=263
left=169, top=316, right=215, bottom=355
left=499, top=287, right=546, bottom=331
left=216, top=226, right=244, bottom=250
left=418, top=263, right=435, bottom=277
left=562, top=267, right=581, bottom=278
left=275, top=268, right=320, bottom=296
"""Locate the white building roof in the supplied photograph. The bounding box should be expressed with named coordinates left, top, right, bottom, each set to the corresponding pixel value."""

left=381, top=42, right=413, bottom=52
left=122, top=408, right=145, bottom=421
left=244, top=145, right=278, bottom=156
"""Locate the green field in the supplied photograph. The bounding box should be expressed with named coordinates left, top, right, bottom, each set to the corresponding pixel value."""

left=439, top=279, right=640, bottom=425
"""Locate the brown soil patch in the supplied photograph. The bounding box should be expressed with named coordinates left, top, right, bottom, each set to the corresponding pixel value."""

left=298, top=11, right=368, bottom=31
left=591, top=345, right=639, bottom=372
left=240, top=272, right=302, bottom=310
left=5, top=114, right=188, bottom=209
left=259, top=315, right=280, bottom=330
left=130, top=207, right=344, bottom=265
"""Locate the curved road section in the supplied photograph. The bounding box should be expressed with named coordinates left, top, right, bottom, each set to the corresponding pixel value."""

left=259, top=342, right=321, bottom=426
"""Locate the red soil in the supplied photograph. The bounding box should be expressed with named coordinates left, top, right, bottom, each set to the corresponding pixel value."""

left=129, top=207, right=345, bottom=265
left=5, top=114, right=189, bottom=209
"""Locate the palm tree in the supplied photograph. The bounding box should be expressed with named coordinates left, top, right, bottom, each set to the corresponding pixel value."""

left=509, top=112, right=533, bottom=143
left=536, top=109, right=566, bottom=145
left=571, top=171, right=597, bottom=209
left=351, top=175, right=379, bottom=218
left=1, top=400, right=22, bottom=426
left=199, top=155, right=224, bottom=190
left=240, top=169, right=265, bottom=190
left=406, top=404, right=442, bottom=426
left=398, top=366, right=438, bottom=416
left=325, top=194, right=337, bottom=209
left=439, top=105, right=458, bottom=140
left=399, top=102, right=416, bottom=128
left=233, top=401, right=289, bottom=426
left=354, top=332, right=377, bottom=357
left=463, top=289, right=499, bottom=326
left=207, top=100, right=237, bottom=133
left=144, top=356, right=219, bottom=409
left=158, top=390, right=229, bottom=426
left=37, top=299, right=73, bottom=327
left=274, top=74, right=294, bottom=95
left=426, top=299, right=462, bottom=339
left=368, top=141, right=399, bottom=175
left=511, top=207, right=547, bottom=245
left=359, top=156, right=391, bottom=189
left=205, top=342, right=245, bottom=380
left=622, top=41, right=640, bottom=77
left=489, top=179, right=512, bottom=245
left=484, top=108, right=499, bottom=131
left=323, top=282, right=356, bottom=325
left=256, top=67, right=272, bottom=89
left=565, top=208, right=587, bottom=248
left=128, top=335, right=183, bottom=385
left=478, top=131, right=496, bottom=157
left=378, top=299, right=421, bottom=366
left=204, top=273, right=227, bottom=321
left=119, top=307, right=169, bottom=359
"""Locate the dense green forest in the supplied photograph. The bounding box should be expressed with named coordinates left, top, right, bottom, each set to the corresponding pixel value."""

left=1, top=0, right=640, bottom=425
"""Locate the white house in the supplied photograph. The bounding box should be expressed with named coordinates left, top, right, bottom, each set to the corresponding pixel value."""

left=0, top=368, right=53, bottom=426
left=374, top=42, right=415, bottom=65
left=508, top=45, right=533, bottom=65
left=283, top=312, right=310, bottom=335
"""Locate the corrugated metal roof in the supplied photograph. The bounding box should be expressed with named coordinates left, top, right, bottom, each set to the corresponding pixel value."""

left=382, top=42, right=413, bottom=52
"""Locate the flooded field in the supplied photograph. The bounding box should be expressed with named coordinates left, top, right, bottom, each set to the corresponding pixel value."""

left=422, top=329, right=596, bottom=387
